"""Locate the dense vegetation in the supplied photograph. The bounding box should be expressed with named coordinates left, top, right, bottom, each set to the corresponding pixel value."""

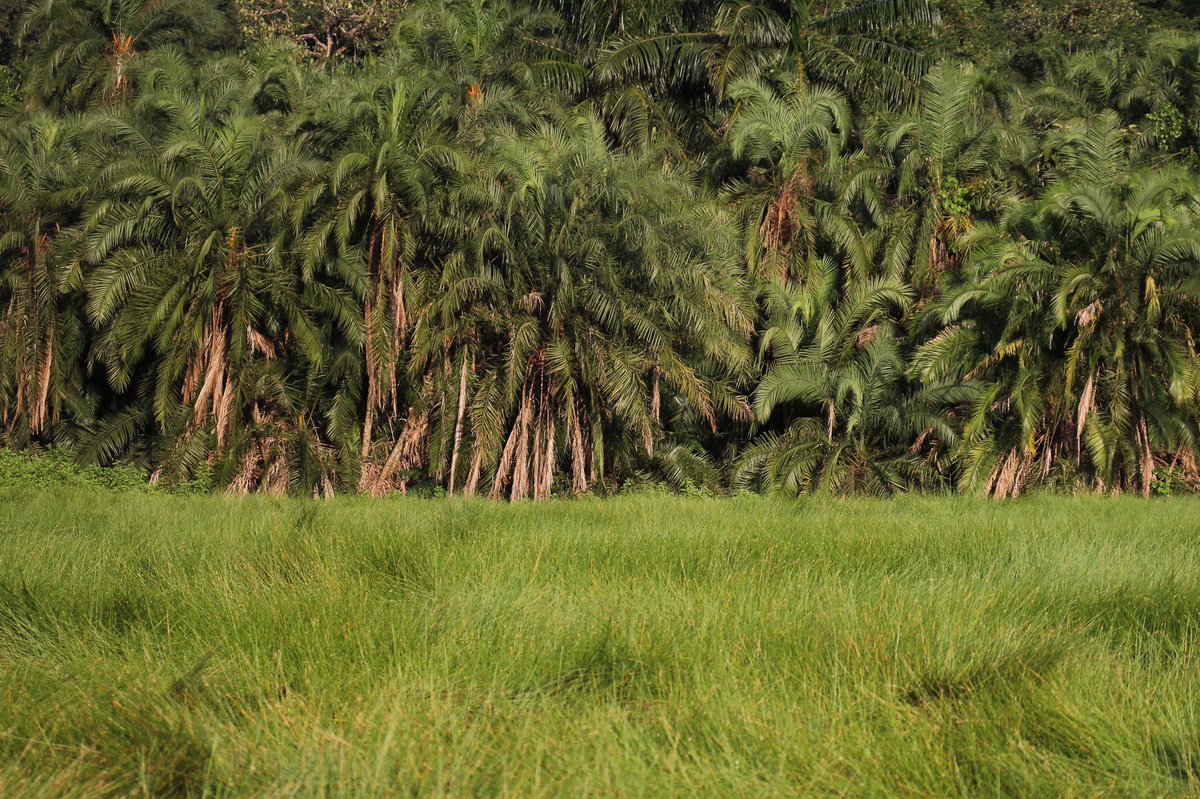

left=5, top=0, right=1200, bottom=498
left=1, top=489, right=1198, bottom=795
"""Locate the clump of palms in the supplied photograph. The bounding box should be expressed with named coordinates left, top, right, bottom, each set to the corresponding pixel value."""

left=929, top=113, right=1200, bottom=496
left=856, top=60, right=1023, bottom=292
left=418, top=114, right=754, bottom=499
left=297, top=69, right=459, bottom=489
left=8, top=0, right=1200, bottom=501
left=738, top=265, right=961, bottom=496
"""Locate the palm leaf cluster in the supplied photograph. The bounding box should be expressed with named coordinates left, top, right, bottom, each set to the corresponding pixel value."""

left=4, top=0, right=1200, bottom=497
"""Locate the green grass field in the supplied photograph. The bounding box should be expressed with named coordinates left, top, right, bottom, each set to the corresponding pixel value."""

left=1, top=489, right=1198, bottom=797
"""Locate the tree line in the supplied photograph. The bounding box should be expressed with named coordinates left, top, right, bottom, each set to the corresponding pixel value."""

left=4, top=0, right=1200, bottom=498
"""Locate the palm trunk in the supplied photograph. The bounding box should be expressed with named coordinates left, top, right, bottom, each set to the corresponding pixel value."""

left=30, top=304, right=53, bottom=435
left=569, top=401, right=588, bottom=495
left=447, top=353, right=469, bottom=496
left=464, top=447, right=483, bottom=497
left=360, top=224, right=388, bottom=471
left=360, top=295, right=376, bottom=467
left=510, top=391, right=532, bottom=501
left=1136, top=414, right=1155, bottom=498
left=536, top=406, right=555, bottom=501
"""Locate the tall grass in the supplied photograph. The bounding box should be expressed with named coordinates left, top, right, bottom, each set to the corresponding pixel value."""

left=0, top=488, right=1198, bottom=797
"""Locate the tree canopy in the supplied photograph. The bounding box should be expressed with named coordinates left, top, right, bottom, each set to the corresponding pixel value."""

left=4, top=0, right=1200, bottom=498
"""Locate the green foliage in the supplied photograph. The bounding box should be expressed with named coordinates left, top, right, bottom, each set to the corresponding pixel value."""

left=936, top=175, right=971, bottom=219
left=1004, top=0, right=1145, bottom=51
left=0, top=0, right=24, bottom=66
left=0, top=447, right=220, bottom=492
left=1152, top=465, right=1194, bottom=495
left=0, top=67, right=20, bottom=109
left=1147, top=103, right=1186, bottom=144
left=17, top=0, right=228, bottom=110
left=0, top=447, right=150, bottom=490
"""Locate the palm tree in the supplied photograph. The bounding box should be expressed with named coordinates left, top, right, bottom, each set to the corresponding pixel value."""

left=721, top=77, right=849, bottom=280
left=1031, top=32, right=1200, bottom=162
left=391, top=0, right=579, bottom=133
left=592, top=0, right=938, bottom=150
left=81, top=74, right=321, bottom=481
left=19, top=0, right=224, bottom=110
left=0, top=113, right=90, bottom=444
left=855, top=60, right=1023, bottom=292
left=1123, top=32, right=1200, bottom=160
left=297, top=70, right=461, bottom=488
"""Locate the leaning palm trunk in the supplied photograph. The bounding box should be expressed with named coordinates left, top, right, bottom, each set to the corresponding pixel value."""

left=363, top=407, right=429, bottom=497
left=229, top=419, right=289, bottom=496
left=492, top=380, right=533, bottom=501
left=360, top=294, right=377, bottom=469
left=567, top=398, right=588, bottom=495
left=8, top=311, right=54, bottom=436
left=463, top=447, right=484, bottom=497
left=361, top=375, right=434, bottom=497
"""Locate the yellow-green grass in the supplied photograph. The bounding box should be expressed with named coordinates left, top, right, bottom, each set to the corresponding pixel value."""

left=1, top=488, right=1198, bottom=797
